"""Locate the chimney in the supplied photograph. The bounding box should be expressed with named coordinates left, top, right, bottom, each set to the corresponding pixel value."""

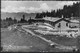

left=62, top=15, right=64, bottom=18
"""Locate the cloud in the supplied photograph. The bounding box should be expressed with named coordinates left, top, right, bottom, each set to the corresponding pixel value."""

left=55, top=1, right=77, bottom=10
left=1, top=3, right=51, bottom=13
left=40, top=3, right=52, bottom=12
left=1, top=6, right=19, bottom=13
left=40, top=3, right=49, bottom=10
left=1, top=1, right=78, bottom=13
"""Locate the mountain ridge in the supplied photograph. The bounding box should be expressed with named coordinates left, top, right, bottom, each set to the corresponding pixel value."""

left=1, top=12, right=37, bottom=20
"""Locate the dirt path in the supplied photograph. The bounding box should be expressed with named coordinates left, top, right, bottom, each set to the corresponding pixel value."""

left=22, top=26, right=58, bottom=45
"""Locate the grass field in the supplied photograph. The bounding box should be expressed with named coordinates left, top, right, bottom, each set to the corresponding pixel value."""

left=1, top=24, right=80, bottom=52
left=42, top=35, right=77, bottom=46
left=1, top=28, right=50, bottom=52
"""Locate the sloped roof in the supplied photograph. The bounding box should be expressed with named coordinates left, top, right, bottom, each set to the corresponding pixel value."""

left=54, top=18, right=71, bottom=25
left=29, top=18, right=72, bottom=26
left=29, top=19, right=45, bottom=22
left=43, top=17, right=61, bottom=22
left=70, top=20, right=79, bottom=23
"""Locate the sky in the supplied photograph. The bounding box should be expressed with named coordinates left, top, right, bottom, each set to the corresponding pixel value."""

left=1, top=1, right=79, bottom=13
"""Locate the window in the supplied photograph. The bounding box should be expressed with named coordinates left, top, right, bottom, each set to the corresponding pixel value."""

left=66, top=23, right=68, bottom=26
left=58, top=23, right=61, bottom=28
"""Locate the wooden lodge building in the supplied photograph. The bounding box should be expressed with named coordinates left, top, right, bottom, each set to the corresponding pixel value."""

left=28, top=17, right=79, bottom=29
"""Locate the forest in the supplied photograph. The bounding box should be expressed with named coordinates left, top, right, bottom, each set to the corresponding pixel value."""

left=35, top=2, right=80, bottom=18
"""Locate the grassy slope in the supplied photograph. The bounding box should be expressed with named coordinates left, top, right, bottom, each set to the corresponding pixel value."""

left=1, top=28, right=71, bottom=52
left=1, top=26, right=79, bottom=52
left=42, top=35, right=77, bottom=46
left=24, top=26, right=78, bottom=46
left=1, top=28, right=52, bottom=52
left=76, top=36, right=80, bottom=49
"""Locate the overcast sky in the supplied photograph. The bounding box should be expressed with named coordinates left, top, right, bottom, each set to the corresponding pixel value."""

left=1, top=1, right=79, bottom=13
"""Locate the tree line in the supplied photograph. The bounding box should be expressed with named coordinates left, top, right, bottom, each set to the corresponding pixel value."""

left=1, top=15, right=27, bottom=28
left=35, top=2, right=80, bottom=19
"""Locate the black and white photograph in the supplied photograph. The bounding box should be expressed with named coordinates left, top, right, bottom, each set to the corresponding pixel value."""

left=1, top=0, right=80, bottom=52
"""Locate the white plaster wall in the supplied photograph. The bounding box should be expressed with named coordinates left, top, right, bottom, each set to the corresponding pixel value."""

left=55, top=21, right=68, bottom=29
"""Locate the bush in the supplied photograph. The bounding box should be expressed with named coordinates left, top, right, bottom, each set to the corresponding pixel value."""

left=1, top=20, right=17, bottom=28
